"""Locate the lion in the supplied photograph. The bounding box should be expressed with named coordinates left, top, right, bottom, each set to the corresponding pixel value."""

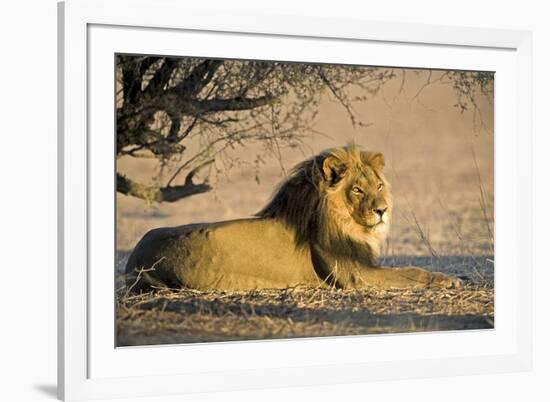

left=125, top=146, right=461, bottom=292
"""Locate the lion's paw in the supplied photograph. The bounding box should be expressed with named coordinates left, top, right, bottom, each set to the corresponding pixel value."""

left=428, top=271, right=462, bottom=289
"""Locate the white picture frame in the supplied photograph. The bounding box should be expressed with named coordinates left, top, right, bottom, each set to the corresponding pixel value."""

left=58, top=0, right=533, bottom=400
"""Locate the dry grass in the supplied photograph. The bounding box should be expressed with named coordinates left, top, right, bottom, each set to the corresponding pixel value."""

left=116, top=283, right=494, bottom=346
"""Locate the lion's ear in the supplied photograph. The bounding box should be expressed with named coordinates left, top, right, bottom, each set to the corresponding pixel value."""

left=366, top=152, right=385, bottom=170
left=322, top=155, right=347, bottom=185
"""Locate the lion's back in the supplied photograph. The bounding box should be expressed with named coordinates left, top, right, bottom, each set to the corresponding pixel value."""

left=125, top=218, right=317, bottom=291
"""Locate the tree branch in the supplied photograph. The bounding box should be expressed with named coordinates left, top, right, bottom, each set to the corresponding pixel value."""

left=124, top=56, right=162, bottom=104
left=117, top=172, right=211, bottom=203
left=143, top=58, right=178, bottom=96
left=167, top=158, right=215, bottom=187
left=192, top=95, right=273, bottom=113
left=172, top=59, right=223, bottom=97
left=120, top=58, right=139, bottom=105
left=317, top=68, right=358, bottom=126
left=139, top=56, right=161, bottom=77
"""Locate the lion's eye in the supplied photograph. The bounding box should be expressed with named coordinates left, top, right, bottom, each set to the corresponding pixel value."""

left=377, top=183, right=384, bottom=191
left=351, top=186, right=363, bottom=194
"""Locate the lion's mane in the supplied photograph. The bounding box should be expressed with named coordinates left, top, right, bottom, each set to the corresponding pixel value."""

left=257, top=146, right=392, bottom=265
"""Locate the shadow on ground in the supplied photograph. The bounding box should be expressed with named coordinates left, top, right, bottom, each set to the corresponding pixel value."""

left=117, top=294, right=493, bottom=346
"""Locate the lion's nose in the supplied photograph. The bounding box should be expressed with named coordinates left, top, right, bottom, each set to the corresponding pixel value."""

left=374, top=207, right=387, bottom=217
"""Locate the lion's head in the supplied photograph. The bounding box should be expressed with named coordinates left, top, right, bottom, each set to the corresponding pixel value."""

left=258, top=146, right=392, bottom=263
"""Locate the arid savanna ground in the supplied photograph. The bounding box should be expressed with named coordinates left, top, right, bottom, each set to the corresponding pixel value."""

left=116, top=67, right=494, bottom=346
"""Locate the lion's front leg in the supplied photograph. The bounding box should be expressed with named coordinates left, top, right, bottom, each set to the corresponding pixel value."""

left=350, top=266, right=462, bottom=290
left=309, top=245, right=461, bottom=290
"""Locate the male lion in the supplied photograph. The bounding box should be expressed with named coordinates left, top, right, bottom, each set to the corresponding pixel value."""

left=125, top=146, right=461, bottom=292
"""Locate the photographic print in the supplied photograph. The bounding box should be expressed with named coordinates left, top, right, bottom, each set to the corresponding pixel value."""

left=115, top=55, right=494, bottom=346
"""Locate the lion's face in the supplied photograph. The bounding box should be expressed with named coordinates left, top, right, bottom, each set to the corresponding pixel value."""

left=320, top=148, right=392, bottom=239
left=344, top=172, right=390, bottom=230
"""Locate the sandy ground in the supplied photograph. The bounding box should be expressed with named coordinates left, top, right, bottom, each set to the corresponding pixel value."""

left=117, top=284, right=493, bottom=346
left=115, top=69, right=494, bottom=345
